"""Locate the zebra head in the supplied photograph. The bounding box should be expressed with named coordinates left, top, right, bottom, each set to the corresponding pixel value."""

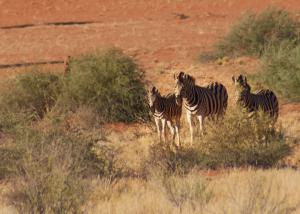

left=232, top=74, right=251, bottom=101
left=147, top=86, right=159, bottom=109
left=174, top=71, right=195, bottom=104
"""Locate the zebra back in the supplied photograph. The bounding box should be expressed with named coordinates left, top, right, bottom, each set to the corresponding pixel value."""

left=206, top=82, right=228, bottom=115
left=254, top=89, right=279, bottom=118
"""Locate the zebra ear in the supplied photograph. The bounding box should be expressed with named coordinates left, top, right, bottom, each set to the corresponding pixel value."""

left=152, top=86, right=156, bottom=93
left=179, top=71, right=185, bottom=79
left=242, top=75, right=247, bottom=83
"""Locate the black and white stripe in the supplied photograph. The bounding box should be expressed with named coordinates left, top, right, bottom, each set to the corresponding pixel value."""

left=232, top=74, right=278, bottom=119
left=148, top=86, right=182, bottom=146
left=174, top=72, right=228, bottom=143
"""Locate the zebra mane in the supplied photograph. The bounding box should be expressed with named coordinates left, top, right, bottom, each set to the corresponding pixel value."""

left=176, top=72, right=195, bottom=85
left=150, top=86, right=162, bottom=97
left=164, top=93, right=175, bottom=98
left=184, top=74, right=196, bottom=85
left=244, top=82, right=251, bottom=92
left=237, top=75, right=251, bottom=92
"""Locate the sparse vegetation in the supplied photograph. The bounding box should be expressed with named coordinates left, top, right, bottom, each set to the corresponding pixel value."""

left=10, top=129, right=90, bottom=213
left=201, top=108, right=289, bottom=168
left=86, top=169, right=300, bottom=213
left=199, top=8, right=299, bottom=62
left=2, top=127, right=113, bottom=213
left=146, top=143, right=211, bottom=175
left=199, top=8, right=300, bottom=102
left=147, top=108, right=289, bottom=173
left=0, top=42, right=297, bottom=213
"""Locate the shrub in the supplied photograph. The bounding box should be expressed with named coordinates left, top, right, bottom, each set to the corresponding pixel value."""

left=146, top=143, right=212, bottom=175
left=215, top=8, right=299, bottom=57
left=254, top=42, right=300, bottom=101
left=147, top=108, right=289, bottom=172
left=64, top=48, right=149, bottom=123
left=0, top=71, right=62, bottom=119
left=201, top=108, right=290, bottom=168
left=1, top=127, right=114, bottom=213
left=162, top=174, right=212, bottom=210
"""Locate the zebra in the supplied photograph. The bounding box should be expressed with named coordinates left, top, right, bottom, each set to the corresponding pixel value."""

left=147, top=86, right=182, bottom=146
left=174, top=71, right=228, bottom=144
left=232, top=74, right=279, bottom=120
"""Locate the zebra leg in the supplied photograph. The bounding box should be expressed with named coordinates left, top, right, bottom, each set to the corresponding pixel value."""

left=167, top=120, right=175, bottom=143
left=161, top=119, right=166, bottom=143
left=175, top=118, right=180, bottom=147
left=197, top=115, right=204, bottom=136
left=186, top=112, right=193, bottom=145
left=154, top=117, right=161, bottom=142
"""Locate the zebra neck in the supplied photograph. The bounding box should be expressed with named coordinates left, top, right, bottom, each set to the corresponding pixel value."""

left=184, top=85, right=201, bottom=107
left=240, top=90, right=250, bottom=106
left=154, top=96, right=165, bottom=113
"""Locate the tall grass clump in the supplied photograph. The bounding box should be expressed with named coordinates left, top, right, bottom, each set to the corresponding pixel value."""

left=64, top=48, right=149, bottom=123
left=201, top=108, right=290, bottom=168
left=215, top=8, right=299, bottom=58
left=254, top=42, right=300, bottom=101
left=146, top=143, right=212, bottom=175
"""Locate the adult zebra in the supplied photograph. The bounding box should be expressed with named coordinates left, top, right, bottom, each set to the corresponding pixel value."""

left=232, top=74, right=279, bottom=119
left=174, top=72, right=228, bottom=144
left=147, top=86, right=182, bottom=146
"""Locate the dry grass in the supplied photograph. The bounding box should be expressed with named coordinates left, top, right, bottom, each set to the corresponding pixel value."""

left=85, top=169, right=300, bottom=214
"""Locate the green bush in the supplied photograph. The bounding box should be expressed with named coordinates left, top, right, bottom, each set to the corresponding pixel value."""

left=254, top=42, right=300, bottom=101
left=64, top=49, right=149, bottom=123
left=201, top=109, right=290, bottom=168
left=216, top=8, right=299, bottom=57
left=1, top=71, right=62, bottom=119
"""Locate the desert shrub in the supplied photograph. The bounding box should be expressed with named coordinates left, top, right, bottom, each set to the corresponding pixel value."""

left=215, top=8, right=299, bottom=58
left=93, top=143, right=128, bottom=179
left=146, top=143, right=212, bottom=175
left=63, top=48, right=149, bottom=123
left=0, top=71, right=62, bottom=120
left=1, top=127, right=116, bottom=213
left=162, top=174, right=212, bottom=211
left=201, top=108, right=290, bottom=168
left=254, top=42, right=300, bottom=101
left=147, top=108, right=289, bottom=172
left=9, top=130, right=89, bottom=213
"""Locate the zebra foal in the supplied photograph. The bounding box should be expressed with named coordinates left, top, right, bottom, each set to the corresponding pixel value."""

left=147, top=86, right=182, bottom=146
left=174, top=72, right=228, bottom=144
left=232, top=74, right=278, bottom=120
